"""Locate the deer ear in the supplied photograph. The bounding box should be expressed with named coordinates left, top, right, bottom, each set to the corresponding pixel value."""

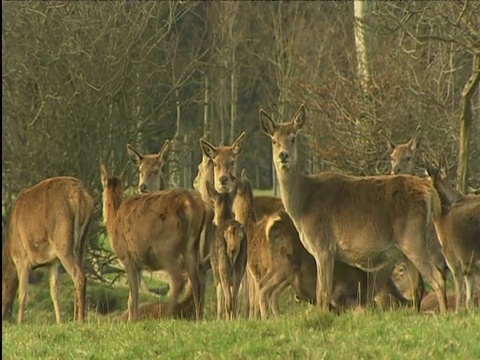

left=127, top=144, right=143, bottom=166
left=241, top=168, right=247, bottom=180
left=158, top=139, right=171, bottom=163
left=408, top=125, right=422, bottom=152
left=200, top=139, right=218, bottom=160
left=100, top=163, right=109, bottom=188
left=232, top=132, right=246, bottom=155
left=293, top=104, right=306, bottom=131
left=422, top=154, right=436, bottom=178
left=259, top=109, right=277, bottom=137
left=379, top=130, right=396, bottom=152
left=206, top=181, right=217, bottom=200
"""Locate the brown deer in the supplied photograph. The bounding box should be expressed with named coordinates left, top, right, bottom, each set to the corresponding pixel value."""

left=420, top=289, right=480, bottom=314
left=377, top=125, right=431, bottom=310
left=425, top=156, right=480, bottom=311
left=232, top=170, right=394, bottom=318
left=206, top=181, right=247, bottom=320
left=379, top=125, right=421, bottom=175
left=2, top=177, right=94, bottom=323
left=259, top=104, right=448, bottom=312
left=127, top=140, right=171, bottom=193
left=119, top=262, right=209, bottom=322
left=100, top=164, right=206, bottom=322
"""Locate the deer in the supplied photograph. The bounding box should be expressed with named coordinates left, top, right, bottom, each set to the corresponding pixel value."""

left=259, top=104, right=448, bottom=312
left=379, top=125, right=421, bottom=176
left=127, top=139, right=171, bottom=193
left=100, top=164, right=206, bottom=322
left=196, top=133, right=296, bottom=318
left=2, top=177, right=94, bottom=324
left=119, top=261, right=209, bottom=322
left=235, top=171, right=410, bottom=318
left=379, top=127, right=450, bottom=310
left=206, top=181, right=247, bottom=320
left=425, top=156, right=480, bottom=312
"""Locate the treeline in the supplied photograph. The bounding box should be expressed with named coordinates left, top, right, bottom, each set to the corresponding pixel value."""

left=2, top=1, right=479, bottom=255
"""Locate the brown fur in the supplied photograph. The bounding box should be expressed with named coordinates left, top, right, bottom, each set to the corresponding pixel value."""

left=199, top=132, right=246, bottom=193
left=379, top=125, right=421, bottom=175
left=127, top=140, right=170, bottom=193
left=260, top=104, right=447, bottom=312
left=420, top=290, right=480, bottom=314
left=101, top=165, right=206, bottom=322
left=426, top=160, right=480, bottom=311
left=2, top=177, right=94, bottom=323
left=254, top=196, right=285, bottom=219
left=233, top=173, right=386, bottom=318
left=207, top=182, right=247, bottom=320
left=195, top=135, right=249, bottom=317
left=377, top=125, right=440, bottom=311
left=119, top=271, right=207, bottom=322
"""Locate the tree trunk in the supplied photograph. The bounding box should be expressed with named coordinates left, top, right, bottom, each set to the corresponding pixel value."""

left=457, top=54, right=480, bottom=194
left=354, top=0, right=374, bottom=93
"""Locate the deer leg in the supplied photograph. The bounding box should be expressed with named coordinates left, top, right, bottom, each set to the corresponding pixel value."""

left=2, top=257, right=19, bottom=322
left=167, top=268, right=185, bottom=319
left=464, top=273, right=475, bottom=310
left=125, top=264, right=141, bottom=322
left=56, top=252, right=86, bottom=323
left=216, top=282, right=224, bottom=320
left=270, top=279, right=289, bottom=317
left=258, top=271, right=286, bottom=320
left=16, top=264, right=29, bottom=324
left=401, top=230, right=447, bottom=313
left=313, top=250, right=335, bottom=312
left=185, top=253, right=202, bottom=320
left=49, top=262, right=63, bottom=324
left=248, top=268, right=260, bottom=319
left=219, top=272, right=233, bottom=320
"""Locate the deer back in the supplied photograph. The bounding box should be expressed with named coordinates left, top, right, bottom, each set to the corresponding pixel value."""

left=111, top=188, right=206, bottom=269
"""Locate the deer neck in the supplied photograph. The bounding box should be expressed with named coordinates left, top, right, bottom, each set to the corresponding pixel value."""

left=275, top=164, right=306, bottom=221
left=214, top=194, right=235, bottom=226
left=103, top=190, right=122, bottom=240
left=233, top=196, right=257, bottom=233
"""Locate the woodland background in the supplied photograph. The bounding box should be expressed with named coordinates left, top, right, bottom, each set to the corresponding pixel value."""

left=2, top=1, right=479, bottom=281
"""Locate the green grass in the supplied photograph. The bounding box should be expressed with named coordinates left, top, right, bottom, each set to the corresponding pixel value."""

left=3, top=272, right=480, bottom=359
left=253, top=188, right=275, bottom=197
left=3, top=309, right=480, bottom=359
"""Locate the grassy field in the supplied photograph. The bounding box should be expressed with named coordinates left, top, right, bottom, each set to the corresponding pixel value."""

left=3, top=189, right=479, bottom=359
left=3, top=272, right=480, bottom=360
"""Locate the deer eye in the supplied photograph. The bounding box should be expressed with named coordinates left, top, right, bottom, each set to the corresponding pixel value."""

left=406, top=157, right=411, bottom=161
left=291, top=137, right=296, bottom=144
left=272, top=139, right=277, bottom=145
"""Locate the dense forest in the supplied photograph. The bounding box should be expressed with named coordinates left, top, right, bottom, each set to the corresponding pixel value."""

left=2, top=2, right=479, bottom=277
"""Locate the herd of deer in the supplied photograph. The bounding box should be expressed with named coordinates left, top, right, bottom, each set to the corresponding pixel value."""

left=2, top=104, right=479, bottom=324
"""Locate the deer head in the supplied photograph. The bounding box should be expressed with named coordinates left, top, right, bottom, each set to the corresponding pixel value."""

left=379, top=125, right=421, bottom=175
left=127, top=140, right=170, bottom=193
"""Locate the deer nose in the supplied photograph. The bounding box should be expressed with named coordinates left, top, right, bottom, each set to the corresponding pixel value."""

left=139, top=183, right=148, bottom=193
left=393, top=166, right=401, bottom=175
left=219, top=175, right=229, bottom=185
left=279, top=151, right=289, bottom=162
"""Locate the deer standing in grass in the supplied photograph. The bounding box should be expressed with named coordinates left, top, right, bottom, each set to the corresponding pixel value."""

left=2, top=177, right=94, bottom=323
left=206, top=181, right=247, bottom=320
left=259, top=104, right=448, bottom=312
left=425, top=157, right=480, bottom=312
left=100, top=164, right=206, bottom=322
